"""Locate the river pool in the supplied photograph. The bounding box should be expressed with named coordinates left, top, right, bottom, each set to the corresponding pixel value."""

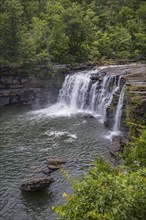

left=0, top=106, right=110, bottom=220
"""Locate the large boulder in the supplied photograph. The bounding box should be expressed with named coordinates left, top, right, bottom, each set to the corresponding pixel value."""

left=20, top=177, right=54, bottom=191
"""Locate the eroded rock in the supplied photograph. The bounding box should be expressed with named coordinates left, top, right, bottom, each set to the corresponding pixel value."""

left=21, top=177, right=54, bottom=191
left=48, top=165, right=60, bottom=171
left=47, top=157, right=66, bottom=166
left=41, top=167, right=52, bottom=175
left=109, top=136, right=128, bottom=164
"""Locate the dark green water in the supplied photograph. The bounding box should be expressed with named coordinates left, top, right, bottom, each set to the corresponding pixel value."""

left=0, top=106, right=110, bottom=220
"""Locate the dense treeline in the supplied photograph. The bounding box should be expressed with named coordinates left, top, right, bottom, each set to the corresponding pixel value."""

left=0, top=0, right=146, bottom=67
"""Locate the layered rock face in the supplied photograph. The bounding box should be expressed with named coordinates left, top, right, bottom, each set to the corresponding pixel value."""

left=0, top=67, right=63, bottom=107
left=124, top=67, right=146, bottom=110
left=101, top=64, right=146, bottom=133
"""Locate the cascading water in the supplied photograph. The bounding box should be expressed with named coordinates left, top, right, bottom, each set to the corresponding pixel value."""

left=33, top=67, right=125, bottom=135
left=101, top=76, right=121, bottom=122
left=96, top=75, right=122, bottom=122
left=58, top=73, right=91, bottom=112
left=52, top=69, right=122, bottom=122
left=113, top=85, right=126, bottom=135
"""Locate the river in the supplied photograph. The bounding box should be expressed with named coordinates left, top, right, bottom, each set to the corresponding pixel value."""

left=0, top=105, right=110, bottom=220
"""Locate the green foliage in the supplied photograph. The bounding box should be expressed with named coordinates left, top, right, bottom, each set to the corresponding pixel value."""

left=0, top=0, right=23, bottom=64
left=0, top=0, right=145, bottom=68
left=44, top=1, right=97, bottom=63
left=123, top=88, right=146, bottom=170
left=53, top=159, right=146, bottom=220
left=53, top=83, right=146, bottom=220
left=125, top=88, right=145, bottom=137
left=123, top=129, right=146, bottom=170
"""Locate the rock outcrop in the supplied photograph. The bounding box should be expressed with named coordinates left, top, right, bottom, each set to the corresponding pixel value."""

left=21, top=157, right=67, bottom=191
left=21, top=177, right=54, bottom=191
left=47, top=157, right=67, bottom=166
left=109, top=136, right=128, bottom=164
left=101, top=64, right=146, bottom=132
left=0, top=66, right=64, bottom=107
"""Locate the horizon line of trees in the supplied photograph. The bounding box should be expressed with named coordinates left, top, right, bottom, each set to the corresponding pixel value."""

left=0, top=0, right=146, bottom=68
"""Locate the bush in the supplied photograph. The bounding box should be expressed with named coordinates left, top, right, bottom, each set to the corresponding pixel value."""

left=53, top=159, right=146, bottom=220
left=123, top=129, right=146, bottom=170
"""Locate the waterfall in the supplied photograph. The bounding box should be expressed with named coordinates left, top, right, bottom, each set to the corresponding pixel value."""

left=57, top=70, right=122, bottom=121
left=97, top=75, right=121, bottom=122
left=101, top=76, right=121, bottom=122
left=58, top=73, right=91, bottom=112
left=33, top=67, right=125, bottom=135
left=113, top=85, right=126, bottom=134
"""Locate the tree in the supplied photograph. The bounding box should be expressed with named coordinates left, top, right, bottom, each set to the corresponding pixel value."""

left=0, top=0, right=23, bottom=65
left=109, top=26, right=132, bottom=59
left=45, top=1, right=97, bottom=63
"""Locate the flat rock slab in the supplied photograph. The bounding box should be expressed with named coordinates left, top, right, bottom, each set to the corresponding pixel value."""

left=21, top=177, right=54, bottom=191
left=48, top=165, right=60, bottom=171
left=47, top=157, right=66, bottom=166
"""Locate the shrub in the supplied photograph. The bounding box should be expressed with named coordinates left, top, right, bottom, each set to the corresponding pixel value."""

left=53, top=159, right=146, bottom=220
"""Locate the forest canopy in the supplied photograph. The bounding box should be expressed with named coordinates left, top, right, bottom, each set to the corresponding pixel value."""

left=0, top=0, right=146, bottom=67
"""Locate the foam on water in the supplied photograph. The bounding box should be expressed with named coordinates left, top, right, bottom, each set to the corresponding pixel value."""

left=29, top=65, right=126, bottom=137
left=45, top=130, right=77, bottom=139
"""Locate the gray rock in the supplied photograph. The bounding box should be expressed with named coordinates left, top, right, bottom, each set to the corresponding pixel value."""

left=10, top=95, right=19, bottom=104
left=47, top=157, right=66, bottom=165
left=0, top=96, right=10, bottom=105
left=20, top=177, right=54, bottom=191
left=41, top=168, right=52, bottom=175
left=90, top=75, right=100, bottom=81
left=48, top=165, right=60, bottom=171
left=83, top=114, right=94, bottom=119
left=109, top=136, right=128, bottom=164
left=21, top=90, right=35, bottom=102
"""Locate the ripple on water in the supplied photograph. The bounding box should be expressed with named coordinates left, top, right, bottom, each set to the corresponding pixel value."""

left=0, top=106, right=110, bottom=220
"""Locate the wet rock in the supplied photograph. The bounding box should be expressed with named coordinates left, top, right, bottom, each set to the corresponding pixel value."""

left=21, top=90, right=35, bottom=102
left=109, top=136, right=128, bottom=163
left=48, top=165, right=60, bottom=171
left=100, top=71, right=107, bottom=77
left=10, top=95, right=19, bottom=104
left=41, top=168, right=52, bottom=175
left=90, top=75, right=100, bottom=81
left=90, top=71, right=106, bottom=82
left=47, top=157, right=66, bottom=166
left=0, top=96, right=10, bottom=106
left=21, top=177, right=54, bottom=191
left=33, top=165, right=60, bottom=176
left=110, top=137, right=122, bottom=156
left=83, top=114, right=94, bottom=119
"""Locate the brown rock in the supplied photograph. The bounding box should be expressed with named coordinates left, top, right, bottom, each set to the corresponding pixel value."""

left=47, top=157, right=66, bottom=165
left=21, top=177, right=54, bottom=191
left=48, top=165, right=60, bottom=170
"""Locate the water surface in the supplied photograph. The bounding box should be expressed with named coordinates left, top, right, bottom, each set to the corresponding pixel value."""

left=0, top=106, right=110, bottom=220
